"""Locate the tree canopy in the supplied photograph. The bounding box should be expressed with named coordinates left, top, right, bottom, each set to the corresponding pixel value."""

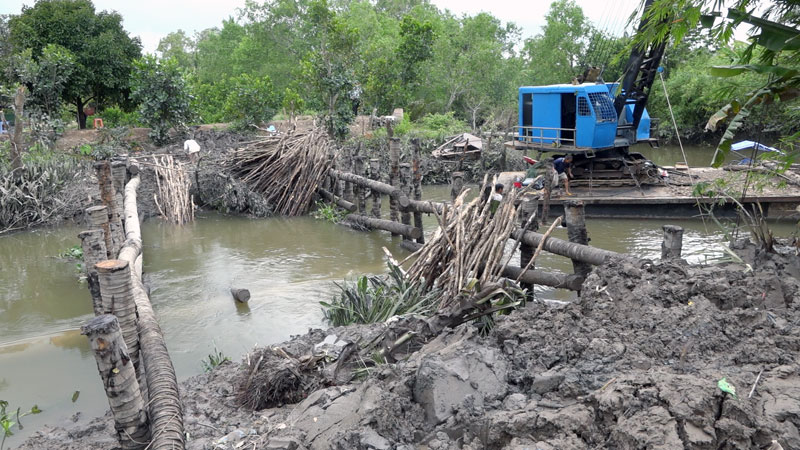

left=7, top=0, right=141, bottom=128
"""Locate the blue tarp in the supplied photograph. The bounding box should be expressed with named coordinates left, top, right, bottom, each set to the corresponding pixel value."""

left=731, top=140, right=783, bottom=154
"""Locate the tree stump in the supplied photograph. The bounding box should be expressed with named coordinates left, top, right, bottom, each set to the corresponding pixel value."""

left=661, top=225, right=684, bottom=260
left=565, top=200, right=591, bottom=277
left=450, top=172, right=464, bottom=201
left=82, top=314, right=150, bottom=449
left=87, top=205, right=112, bottom=259
left=231, top=288, right=251, bottom=303
left=370, top=158, right=382, bottom=219
left=79, top=229, right=108, bottom=315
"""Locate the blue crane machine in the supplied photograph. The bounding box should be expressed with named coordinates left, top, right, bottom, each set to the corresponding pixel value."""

left=512, top=0, right=668, bottom=183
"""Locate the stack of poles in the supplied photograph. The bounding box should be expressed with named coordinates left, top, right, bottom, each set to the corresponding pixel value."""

left=78, top=159, right=184, bottom=450
left=319, top=142, right=649, bottom=293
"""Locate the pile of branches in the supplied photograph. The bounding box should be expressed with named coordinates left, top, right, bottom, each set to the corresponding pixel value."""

left=152, top=155, right=194, bottom=225
left=227, top=128, right=334, bottom=216
left=406, top=177, right=522, bottom=309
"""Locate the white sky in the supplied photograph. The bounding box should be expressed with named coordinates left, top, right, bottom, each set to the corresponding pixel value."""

left=1, top=0, right=645, bottom=53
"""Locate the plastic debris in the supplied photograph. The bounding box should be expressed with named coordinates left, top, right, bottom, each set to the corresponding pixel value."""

left=718, top=377, right=738, bottom=399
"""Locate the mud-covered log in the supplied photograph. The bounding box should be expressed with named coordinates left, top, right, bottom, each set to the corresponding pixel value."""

left=345, top=213, right=422, bottom=240
left=564, top=200, right=591, bottom=277
left=389, top=138, right=401, bottom=232
left=450, top=171, right=464, bottom=201
left=96, top=259, right=140, bottom=369
left=541, top=159, right=554, bottom=222
left=400, top=163, right=413, bottom=241
left=317, top=187, right=357, bottom=212
left=231, top=288, right=251, bottom=303
left=79, top=229, right=108, bottom=315
left=661, top=225, right=684, bottom=260
left=502, top=266, right=584, bottom=291
left=328, top=169, right=410, bottom=208
left=370, top=158, right=382, bottom=219
left=512, top=228, right=623, bottom=266
left=119, top=175, right=185, bottom=450
left=412, top=138, right=424, bottom=244
left=82, top=314, right=150, bottom=449
left=354, top=156, right=367, bottom=213
left=404, top=199, right=445, bottom=214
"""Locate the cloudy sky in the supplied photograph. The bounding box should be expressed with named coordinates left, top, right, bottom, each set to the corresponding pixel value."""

left=1, top=0, right=645, bottom=53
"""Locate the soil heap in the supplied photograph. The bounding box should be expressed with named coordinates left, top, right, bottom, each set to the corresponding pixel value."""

left=20, top=252, right=800, bottom=450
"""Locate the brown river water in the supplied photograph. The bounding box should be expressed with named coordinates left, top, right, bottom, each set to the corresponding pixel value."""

left=0, top=144, right=792, bottom=444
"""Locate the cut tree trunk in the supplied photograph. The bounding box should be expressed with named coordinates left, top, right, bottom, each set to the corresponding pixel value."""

left=82, top=314, right=150, bottom=450
left=512, top=228, right=625, bottom=266
left=328, top=169, right=410, bottom=207
left=231, top=288, right=251, bottom=303
left=10, top=86, right=25, bottom=171
left=345, top=214, right=422, bottom=240
left=317, top=187, right=357, bottom=212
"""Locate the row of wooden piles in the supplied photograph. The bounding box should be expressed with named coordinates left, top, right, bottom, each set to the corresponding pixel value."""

left=78, top=159, right=184, bottom=450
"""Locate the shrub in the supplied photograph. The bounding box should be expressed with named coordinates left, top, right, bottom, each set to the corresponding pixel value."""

left=321, top=262, right=442, bottom=326
left=224, top=74, right=281, bottom=131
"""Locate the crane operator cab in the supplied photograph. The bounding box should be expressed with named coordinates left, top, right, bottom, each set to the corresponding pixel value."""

left=514, top=82, right=661, bottom=182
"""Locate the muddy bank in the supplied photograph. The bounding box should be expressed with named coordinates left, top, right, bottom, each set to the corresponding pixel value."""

left=19, top=244, right=800, bottom=450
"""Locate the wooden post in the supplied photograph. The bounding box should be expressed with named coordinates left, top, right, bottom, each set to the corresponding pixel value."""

left=343, top=149, right=355, bottom=204
left=230, top=288, right=250, bottom=303
left=79, top=229, right=107, bottom=315
left=112, top=160, right=128, bottom=194
left=354, top=156, right=367, bottom=213
left=82, top=314, right=150, bottom=449
left=450, top=171, right=464, bottom=201
left=96, top=259, right=140, bottom=370
left=661, top=225, right=684, bottom=260
left=399, top=163, right=413, bottom=241
left=87, top=205, right=113, bottom=259
left=518, top=195, right=539, bottom=293
left=411, top=139, right=424, bottom=244
left=564, top=200, right=591, bottom=277
left=501, top=129, right=508, bottom=171
left=389, top=137, right=401, bottom=234
left=541, top=159, right=554, bottom=223
left=95, top=161, right=125, bottom=256
left=370, top=158, right=382, bottom=219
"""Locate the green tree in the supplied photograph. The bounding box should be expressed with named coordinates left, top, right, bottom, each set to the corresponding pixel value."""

left=7, top=45, right=75, bottom=118
left=523, top=0, right=592, bottom=84
left=157, top=30, right=195, bottom=69
left=131, top=56, right=194, bottom=145
left=8, top=0, right=142, bottom=128
left=224, top=73, right=281, bottom=130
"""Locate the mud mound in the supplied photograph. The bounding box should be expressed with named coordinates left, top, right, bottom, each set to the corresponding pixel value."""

left=20, top=256, right=800, bottom=450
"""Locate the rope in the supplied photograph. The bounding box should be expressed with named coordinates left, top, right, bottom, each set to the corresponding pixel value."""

left=658, top=70, right=690, bottom=171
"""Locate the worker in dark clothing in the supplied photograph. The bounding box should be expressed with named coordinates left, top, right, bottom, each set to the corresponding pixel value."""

left=553, top=155, right=574, bottom=196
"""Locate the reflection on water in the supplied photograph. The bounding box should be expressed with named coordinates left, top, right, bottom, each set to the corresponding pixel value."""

left=0, top=176, right=796, bottom=444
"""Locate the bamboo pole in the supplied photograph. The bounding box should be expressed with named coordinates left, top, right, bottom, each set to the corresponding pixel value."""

left=389, top=137, right=401, bottom=234
left=317, top=187, right=357, bottom=212
left=564, top=200, right=591, bottom=277
left=370, top=158, right=382, bottom=219
left=82, top=314, right=150, bottom=450
left=79, top=229, right=107, bottom=315
left=96, top=259, right=140, bottom=370
left=661, top=225, right=684, bottom=260
left=345, top=213, right=422, bottom=240
left=86, top=205, right=112, bottom=259
left=119, top=175, right=185, bottom=450
left=400, top=163, right=413, bottom=241
left=411, top=138, right=424, bottom=244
